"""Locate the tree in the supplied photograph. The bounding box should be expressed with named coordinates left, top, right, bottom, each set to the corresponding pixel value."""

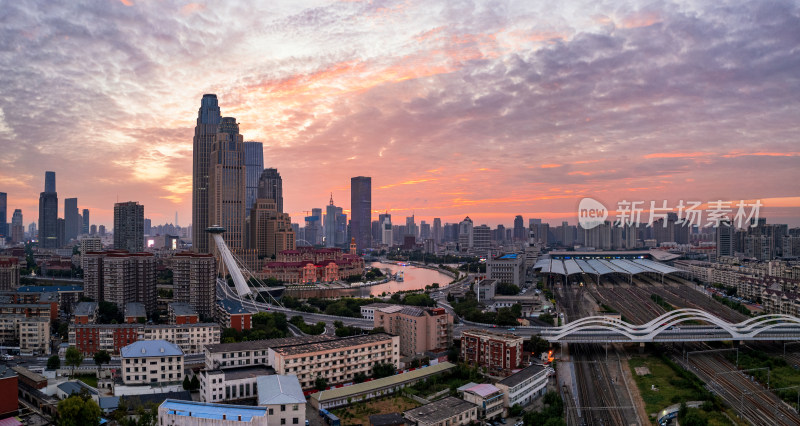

left=56, top=395, right=101, bottom=426
left=93, top=350, right=111, bottom=372
left=371, top=363, right=396, bottom=379
left=190, top=375, right=200, bottom=391
left=65, top=346, right=84, bottom=377
left=353, top=372, right=367, bottom=383
left=182, top=375, right=190, bottom=390
left=315, top=376, right=328, bottom=391
left=47, top=355, right=61, bottom=370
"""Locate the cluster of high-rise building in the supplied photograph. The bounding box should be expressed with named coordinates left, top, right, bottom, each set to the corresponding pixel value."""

left=190, top=94, right=295, bottom=270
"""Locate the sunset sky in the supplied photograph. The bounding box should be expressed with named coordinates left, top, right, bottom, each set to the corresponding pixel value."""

left=1, top=0, right=799, bottom=229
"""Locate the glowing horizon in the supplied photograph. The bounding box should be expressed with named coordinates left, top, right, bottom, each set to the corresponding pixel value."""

left=1, top=0, right=799, bottom=230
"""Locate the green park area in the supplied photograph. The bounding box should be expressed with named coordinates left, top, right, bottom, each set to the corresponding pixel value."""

left=331, top=395, right=420, bottom=426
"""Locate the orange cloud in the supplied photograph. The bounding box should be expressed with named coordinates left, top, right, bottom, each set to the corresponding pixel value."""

left=119, top=0, right=133, bottom=6
left=181, top=3, right=204, bottom=15
left=378, top=178, right=438, bottom=190
left=540, top=164, right=562, bottom=168
left=643, top=152, right=712, bottom=159
left=621, top=11, right=661, bottom=29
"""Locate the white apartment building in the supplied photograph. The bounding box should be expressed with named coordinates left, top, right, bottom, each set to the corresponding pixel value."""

left=121, top=340, right=184, bottom=385
left=257, top=375, right=306, bottom=426
left=494, top=364, right=549, bottom=410
left=199, top=365, right=273, bottom=403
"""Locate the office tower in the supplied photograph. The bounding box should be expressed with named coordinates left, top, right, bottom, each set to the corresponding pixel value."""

left=529, top=218, right=542, bottom=226
left=243, top=142, right=264, bottom=217
left=192, top=94, right=222, bottom=254
left=350, top=176, right=372, bottom=252
left=433, top=218, right=442, bottom=244
left=38, top=171, right=59, bottom=248
left=513, top=215, right=524, bottom=241
left=324, top=194, right=338, bottom=248
left=381, top=214, right=392, bottom=245
left=114, top=201, right=144, bottom=252
left=257, top=168, right=284, bottom=213
left=0, top=192, right=6, bottom=240
left=98, top=225, right=106, bottom=236
left=144, top=218, right=151, bottom=236
left=11, top=209, right=23, bottom=243
left=64, top=197, right=80, bottom=241
left=420, top=221, right=431, bottom=241
left=473, top=225, right=491, bottom=251
left=716, top=220, right=734, bottom=258
left=405, top=216, right=418, bottom=241
left=172, top=252, right=217, bottom=318
left=82, top=209, right=90, bottom=235
left=250, top=199, right=295, bottom=259
left=28, top=222, right=36, bottom=240
left=444, top=223, right=458, bottom=243
left=458, top=216, right=474, bottom=248
left=208, top=117, right=246, bottom=253
left=335, top=209, right=347, bottom=246
left=90, top=224, right=97, bottom=235
left=57, top=218, right=65, bottom=247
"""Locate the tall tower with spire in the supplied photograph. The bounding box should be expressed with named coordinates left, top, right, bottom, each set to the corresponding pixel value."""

left=192, top=94, right=221, bottom=253
left=324, top=193, right=338, bottom=248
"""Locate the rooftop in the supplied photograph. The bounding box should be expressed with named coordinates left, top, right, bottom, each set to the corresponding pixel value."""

left=124, top=302, right=146, bottom=318
left=462, top=329, right=523, bottom=341
left=16, top=285, right=83, bottom=293
left=11, top=366, right=45, bottom=383
left=169, top=302, right=197, bottom=317
left=377, top=305, right=427, bottom=317
left=404, top=396, right=477, bottom=423
left=272, top=333, right=395, bottom=356
left=311, top=362, right=455, bottom=403
left=160, top=399, right=267, bottom=422
left=39, top=292, right=59, bottom=302
left=496, top=254, right=519, bottom=260
left=498, top=364, right=547, bottom=388
left=369, top=413, right=405, bottom=426
left=257, top=375, right=305, bottom=405
left=464, top=383, right=502, bottom=397
left=217, top=298, right=251, bottom=315
left=57, top=380, right=99, bottom=396
left=216, top=365, right=275, bottom=381
left=205, top=335, right=331, bottom=354
left=74, top=301, right=98, bottom=317
left=121, top=340, right=183, bottom=358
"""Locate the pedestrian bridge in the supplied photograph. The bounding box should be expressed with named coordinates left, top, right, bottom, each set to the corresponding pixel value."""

left=540, top=309, right=800, bottom=343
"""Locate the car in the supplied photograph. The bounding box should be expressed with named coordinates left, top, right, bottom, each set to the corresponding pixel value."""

left=500, top=418, right=507, bottom=424
left=508, top=327, right=516, bottom=331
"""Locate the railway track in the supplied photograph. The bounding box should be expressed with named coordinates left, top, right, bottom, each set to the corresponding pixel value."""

left=687, top=351, right=800, bottom=425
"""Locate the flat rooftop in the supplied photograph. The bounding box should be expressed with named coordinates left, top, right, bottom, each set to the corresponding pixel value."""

left=160, top=399, right=267, bottom=422
left=312, top=362, right=455, bottom=403
left=205, top=335, right=331, bottom=354
left=272, top=333, right=395, bottom=357
left=169, top=302, right=197, bottom=316
left=404, top=396, right=477, bottom=423
left=498, top=364, right=546, bottom=388
left=74, top=301, right=98, bottom=316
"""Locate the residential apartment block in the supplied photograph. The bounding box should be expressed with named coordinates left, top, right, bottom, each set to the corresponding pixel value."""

left=120, top=340, right=184, bottom=385
left=373, top=305, right=452, bottom=357
left=70, top=322, right=220, bottom=355
left=460, top=330, right=523, bottom=376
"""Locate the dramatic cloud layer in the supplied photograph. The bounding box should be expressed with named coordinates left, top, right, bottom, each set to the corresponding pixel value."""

left=1, top=0, right=799, bottom=228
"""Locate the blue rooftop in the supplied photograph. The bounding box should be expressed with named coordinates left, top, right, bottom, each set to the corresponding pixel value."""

left=121, top=340, right=183, bottom=358
left=160, top=399, right=267, bottom=421
left=17, top=285, right=83, bottom=293
left=498, top=254, right=518, bottom=259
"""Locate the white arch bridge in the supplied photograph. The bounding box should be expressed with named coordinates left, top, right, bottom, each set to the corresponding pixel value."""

left=540, top=309, right=800, bottom=343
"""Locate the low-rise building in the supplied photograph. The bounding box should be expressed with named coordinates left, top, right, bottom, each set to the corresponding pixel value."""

left=204, top=336, right=329, bottom=371
left=487, top=253, right=526, bottom=286
left=270, top=333, right=399, bottom=390
left=121, top=340, right=184, bottom=385
left=360, top=303, right=392, bottom=321
left=0, top=316, right=51, bottom=355
left=73, top=301, right=99, bottom=324
left=257, top=375, right=306, bottom=426
left=159, top=399, right=268, bottom=426
left=0, top=367, right=18, bottom=418
left=199, top=365, right=273, bottom=403
left=168, top=302, right=199, bottom=325
left=373, top=305, right=452, bottom=357
left=403, top=396, right=478, bottom=426
left=70, top=322, right=220, bottom=355
left=125, top=302, right=147, bottom=323
left=476, top=279, right=498, bottom=302
left=495, top=364, right=549, bottom=410
left=461, top=330, right=523, bottom=376
left=216, top=299, right=252, bottom=332
left=462, top=383, right=504, bottom=420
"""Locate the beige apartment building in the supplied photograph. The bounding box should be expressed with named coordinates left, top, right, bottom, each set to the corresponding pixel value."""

left=121, top=340, right=184, bottom=385
left=373, top=305, right=453, bottom=357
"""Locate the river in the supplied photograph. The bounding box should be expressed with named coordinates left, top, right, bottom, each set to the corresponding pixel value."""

left=281, top=261, right=452, bottom=299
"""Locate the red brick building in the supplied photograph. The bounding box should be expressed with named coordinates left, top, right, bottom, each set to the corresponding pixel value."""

left=262, top=247, right=365, bottom=284
left=0, top=368, right=19, bottom=419
left=461, top=329, right=523, bottom=376
left=216, top=299, right=252, bottom=332
left=168, top=302, right=199, bottom=325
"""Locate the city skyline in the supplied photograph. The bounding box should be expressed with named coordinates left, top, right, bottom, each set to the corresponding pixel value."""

left=1, top=1, right=799, bottom=229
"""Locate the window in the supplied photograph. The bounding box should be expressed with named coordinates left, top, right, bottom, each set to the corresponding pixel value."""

left=293, top=404, right=298, bottom=411
left=281, top=419, right=286, bottom=425
left=281, top=405, right=286, bottom=412
left=293, top=418, right=299, bottom=424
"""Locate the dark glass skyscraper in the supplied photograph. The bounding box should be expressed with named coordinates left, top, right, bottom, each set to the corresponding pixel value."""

left=513, top=215, right=524, bottom=241
left=0, top=192, right=6, bottom=239
left=82, top=209, right=90, bottom=235
left=350, top=176, right=372, bottom=252
left=257, top=168, right=283, bottom=213
left=64, top=197, right=80, bottom=241
left=243, top=141, right=264, bottom=218
left=38, top=171, right=59, bottom=248
left=192, top=94, right=221, bottom=253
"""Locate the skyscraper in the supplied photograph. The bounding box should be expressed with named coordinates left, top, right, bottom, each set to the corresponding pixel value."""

left=82, top=209, right=90, bottom=235
left=11, top=209, right=23, bottom=243
left=172, top=252, right=217, bottom=318
left=192, top=94, right=222, bottom=253
left=114, top=201, right=144, bottom=253
left=243, top=141, right=264, bottom=217
left=0, top=192, right=6, bottom=240
left=250, top=198, right=295, bottom=259
left=350, top=177, right=372, bottom=252
left=208, top=117, right=246, bottom=253
left=38, top=171, right=59, bottom=249
left=381, top=213, right=392, bottom=246
left=405, top=216, right=418, bottom=241
left=324, top=194, right=338, bottom=248
left=257, top=168, right=284, bottom=213
left=433, top=218, right=442, bottom=244
left=716, top=220, right=735, bottom=258
left=458, top=216, right=474, bottom=248
left=513, top=215, right=524, bottom=241
left=64, top=198, right=80, bottom=242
